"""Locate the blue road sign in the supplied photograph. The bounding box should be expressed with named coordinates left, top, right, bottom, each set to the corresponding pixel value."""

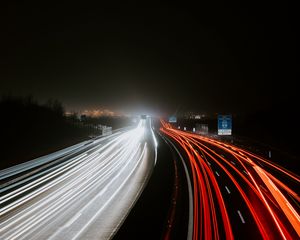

left=218, top=115, right=232, bottom=135
left=169, top=116, right=177, bottom=123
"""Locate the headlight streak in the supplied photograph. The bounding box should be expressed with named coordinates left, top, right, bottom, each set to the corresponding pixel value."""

left=0, top=142, right=89, bottom=181
left=0, top=129, right=129, bottom=182
left=2, top=141, right=140, bottom=239
left=71, top=143, right=147, bottom=240
left=0, top=131, right=126, bottom=193
left=150, top=118, right=158, bottom=165
left=1, top=132, right=131, bottom=216
left=1, top=134, right=137, bottom=231
left=160, top=120, right=300, bottom=240
left=11, top=143, right=143, bottom=240
left=0, top=120, right=153, bottom=240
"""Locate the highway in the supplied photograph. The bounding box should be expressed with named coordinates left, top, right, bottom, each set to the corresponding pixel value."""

left=0, top=119, right=157, bottom=240
left=160, top=120, right=300, bottom=240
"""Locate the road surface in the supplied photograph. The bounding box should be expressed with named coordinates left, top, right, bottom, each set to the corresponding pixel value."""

left=0, top=119, right=157, bottom=240
left=161, top=120, right=300, bottom=240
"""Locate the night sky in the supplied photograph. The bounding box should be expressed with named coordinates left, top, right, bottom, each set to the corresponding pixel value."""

left=1, top=2, right=297, bottom=116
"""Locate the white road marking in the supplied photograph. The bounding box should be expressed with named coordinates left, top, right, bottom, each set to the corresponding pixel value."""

left=0, top=121, right=153, bottom=240
left=62, top=213, right=82, bottom=229
left=237, top=210, right=245, bottom=223
left=225, top=186, right=231, bottom=194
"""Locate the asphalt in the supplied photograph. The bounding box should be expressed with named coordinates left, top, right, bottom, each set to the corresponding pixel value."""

left=160, top=125, right=300, bottom=240
left=113, top=130, right=189, bottom=240
left=0, top=121, right=155, bottom=240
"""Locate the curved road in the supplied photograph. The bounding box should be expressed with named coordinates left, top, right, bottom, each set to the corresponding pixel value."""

left=0, top=119, right=157, bottom=240
left=161, top=120, right=300, bottom=240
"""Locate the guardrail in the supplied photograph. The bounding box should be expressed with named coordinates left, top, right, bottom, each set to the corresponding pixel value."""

left=0, top=126, right=134, bottom=181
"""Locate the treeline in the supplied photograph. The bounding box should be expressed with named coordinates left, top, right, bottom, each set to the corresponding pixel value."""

left=0, top=96, right=132, bottom=170
left=0, top=96, right=86, bottom=169
left=1, top=95, right=65, bottom=129
left=234, top=107, right=298, bottom=157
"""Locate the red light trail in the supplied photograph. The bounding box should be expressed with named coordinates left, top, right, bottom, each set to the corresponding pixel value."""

left=160, top=120, right=300, bottom=240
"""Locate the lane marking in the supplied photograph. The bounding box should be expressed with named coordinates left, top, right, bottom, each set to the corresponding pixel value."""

left=62, top=213, right=82, bottom=229
left=237, top=210, right=245, bottom=223
left=71, top=144, right=147, bottom=240
left=257, top=161, right=264, bottom=168
left=225, top=186, right=231, bottom=194
left=215, top=171, right=220, bottom=177
left=230, top=161, right=236, bottom=165
left=162, top=135, right=194, bottom=240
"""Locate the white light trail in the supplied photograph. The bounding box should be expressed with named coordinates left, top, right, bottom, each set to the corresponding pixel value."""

left=0, top=120, right=154, bottom=240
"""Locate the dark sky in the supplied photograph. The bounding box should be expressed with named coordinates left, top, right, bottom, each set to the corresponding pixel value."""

left=1, top=2, right=297, bottom=116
